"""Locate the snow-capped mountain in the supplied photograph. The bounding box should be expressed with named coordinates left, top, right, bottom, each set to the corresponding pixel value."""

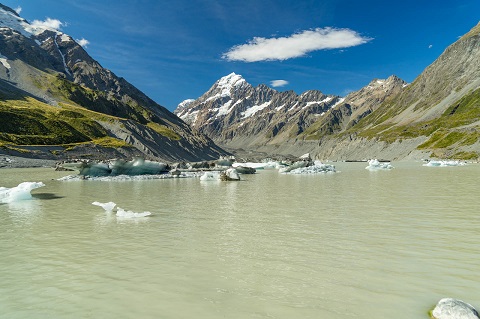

left=175, top=72, right=344, bottom=148
left=174, top=72, right=405, bottom=150
left=0, top=4, right=226, bottom=161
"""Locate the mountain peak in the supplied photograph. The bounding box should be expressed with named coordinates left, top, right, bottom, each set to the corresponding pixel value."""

left=0, top=4, right=62, bottom=37
left=215, top=72, right=246, bottom=89
left=0, top=4, right=19, bottom=17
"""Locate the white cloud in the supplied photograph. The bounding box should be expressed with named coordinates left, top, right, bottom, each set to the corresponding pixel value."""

left=223, top=27, right=371, bottom=62
left=270, top=80, right=289, bottom=87
left=428, top=44, right=433, bottom=49
left=76, top=38, right=90, bottom=48
left=31, top=18, right=63, bottom=31
left=14, top=6, right=22, bottom=14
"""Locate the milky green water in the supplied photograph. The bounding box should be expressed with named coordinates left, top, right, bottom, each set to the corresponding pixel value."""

left=0, top=162, right=479, bottom=319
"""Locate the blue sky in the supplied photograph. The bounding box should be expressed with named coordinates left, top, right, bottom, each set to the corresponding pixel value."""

left=2, top=0, right=480, bottom=111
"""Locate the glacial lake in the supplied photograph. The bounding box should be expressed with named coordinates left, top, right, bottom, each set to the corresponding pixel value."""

left=0, top=161, right=479, bottom=318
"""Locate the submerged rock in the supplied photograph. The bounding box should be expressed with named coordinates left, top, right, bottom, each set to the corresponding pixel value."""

left=431, top=298, right=479, bottom=319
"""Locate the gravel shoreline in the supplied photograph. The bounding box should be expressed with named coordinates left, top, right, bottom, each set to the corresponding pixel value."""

left=0, top=155, right=57, bottom=169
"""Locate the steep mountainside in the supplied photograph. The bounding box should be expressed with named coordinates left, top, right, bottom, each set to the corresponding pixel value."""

left=345, top=22, right=480, bottom=160
left=176, top=22, right=480, bottom=161
left=175, top=73, right=344, bottom=148
left=0, top=4, right=226, bottom=161
left=175, top=73, right=406, bottom=152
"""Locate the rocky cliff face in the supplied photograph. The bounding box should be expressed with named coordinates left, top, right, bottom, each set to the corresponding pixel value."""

left=347, top=22, right=480, bottom=160
left=175, top=72, right=343, bottom=148
left=174, top=73, right=406, bottom=153
left=0, top=5, right=226, bottom=161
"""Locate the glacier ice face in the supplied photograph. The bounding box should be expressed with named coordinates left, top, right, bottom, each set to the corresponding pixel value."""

left=365, top=159, right=394, bottom=170
left=0, top=182, right=45, bottom=203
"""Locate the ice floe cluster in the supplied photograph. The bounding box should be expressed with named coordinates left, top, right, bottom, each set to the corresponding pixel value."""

left=92, top=201, right=152, bottom=218
left=423, top=160, right=467, bottom=167
left=0, top=182, right=45, bottom=203
left=365, top=159, right=394, bottom=170
left=280, top=160, right=336, bottom=175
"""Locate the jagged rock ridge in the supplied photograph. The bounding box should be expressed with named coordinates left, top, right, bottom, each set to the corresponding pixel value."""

left=175, top=72, right=345, bottom=148
left=175, top=72, right=406, bottom=151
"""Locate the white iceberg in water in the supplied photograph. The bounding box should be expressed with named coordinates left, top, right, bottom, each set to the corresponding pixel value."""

left=365, top=159, right=394, bottom=170
left=0, top=182, right=45, bottom=203
left=278, top=160, right=310, bottom=173
left=232, top=161, right=281, bottom=170
left=281, top=161, right=336, bottom=175
left=200, top=171, right=220, bottom=181
left=80, top=158, right=168, bottom=177
left=91, top=201, right=152, bottom=218
left=423, top=160, right=466, bottom=167
left=92, top=201, right=117, bottom=212
left=116, top=207, right=152, bottom=218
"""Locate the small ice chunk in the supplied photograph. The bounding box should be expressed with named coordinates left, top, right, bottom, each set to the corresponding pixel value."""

left=365, top=159, right=394, bottom=170
left=423, top=160, right=466, bottom=167
left=92, top=201, right=151, bottom=218
left=0, top=182, right=45, bottom=203
left=116, top=207, right=152, bottom=218
left=92, top=201, right=117, bottom=212
left=200, top=171, right=220, bottom=181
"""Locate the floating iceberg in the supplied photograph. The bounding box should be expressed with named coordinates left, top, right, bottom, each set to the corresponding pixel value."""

left=200, top=171, right=221, bottom=181
left=365, top=159, right=394, bottom=170
left=116, top=207, right=152, bottom=218
left=278, top=160, right=310, bottom=173
left=220, top=168, right=241, bottom=181
left=423, top=160, right=466, bottom=167
left=0, top=182, right=45, bottom=203
left=80, top=158, right=168, bottom=177
left=91, top=201, right=152, bottom=218
left=281, top=161, right=336, bottom=175
left=92, top=201, right=117, bottom=212
left=232, top=162, right=277, bottom=170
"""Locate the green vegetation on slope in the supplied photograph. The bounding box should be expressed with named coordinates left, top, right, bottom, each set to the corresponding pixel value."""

left=352, top=87, right=480, bottom=159
left=0, top=97, right=108, bottom=145
left=0, top=94, right=182, bottom=149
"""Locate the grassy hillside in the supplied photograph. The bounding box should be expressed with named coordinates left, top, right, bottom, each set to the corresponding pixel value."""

left=0, top=94, right=179, bottom=149
left=351, top=87, right=480, bottom=159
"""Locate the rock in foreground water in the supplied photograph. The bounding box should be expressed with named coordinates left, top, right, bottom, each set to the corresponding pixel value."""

left=431, top=298, right=479, bottom=319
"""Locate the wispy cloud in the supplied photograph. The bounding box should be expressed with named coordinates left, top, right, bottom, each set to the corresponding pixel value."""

left=14, top=6, right=21, bottom=14
left=76, top=38, right=90, bottom=48
left=223, top=28, right=371, bottom=62
left=31, top=18, right=64, bottom=31
left=270, top=80, right=289, bottom=87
